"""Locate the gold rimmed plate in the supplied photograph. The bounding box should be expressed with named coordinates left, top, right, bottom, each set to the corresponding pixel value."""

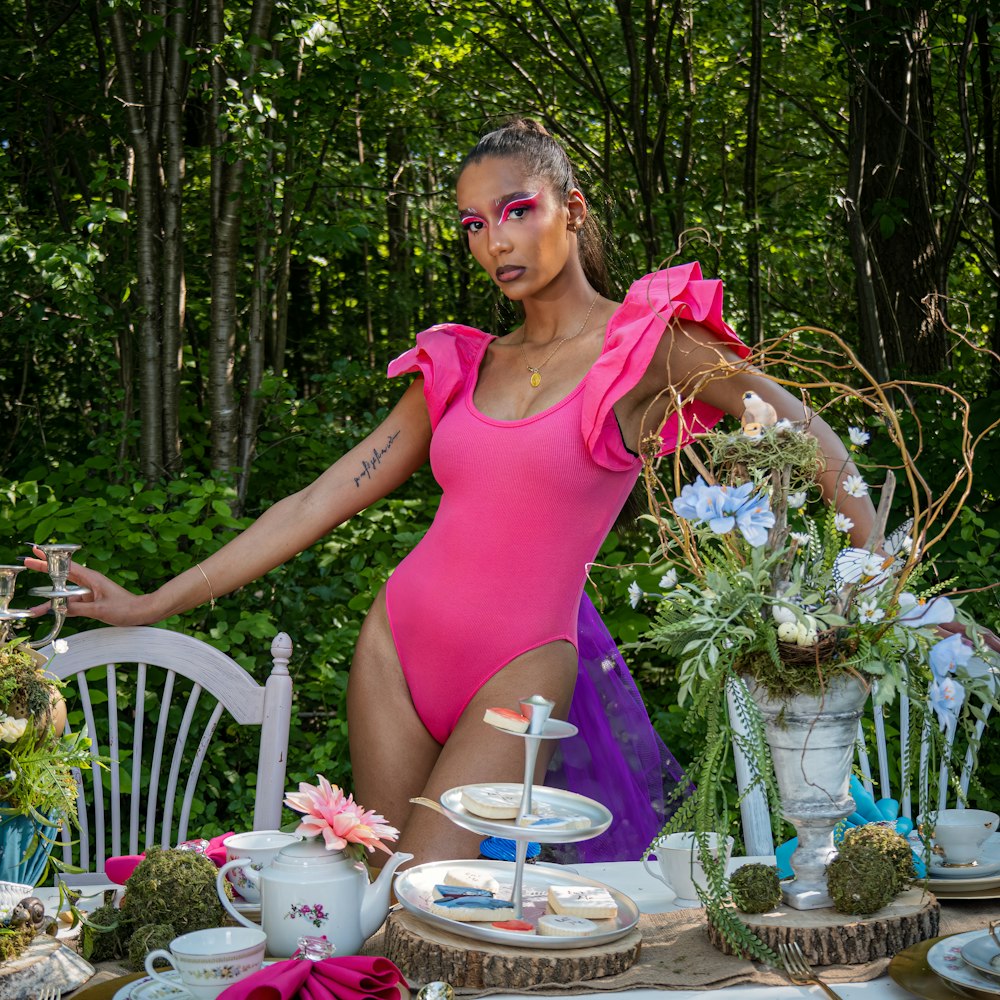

left=890, top=936, right=999, bottom=1000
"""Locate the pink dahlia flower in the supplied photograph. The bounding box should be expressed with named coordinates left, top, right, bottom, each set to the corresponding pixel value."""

left=284, top=775, right=400, bottom=855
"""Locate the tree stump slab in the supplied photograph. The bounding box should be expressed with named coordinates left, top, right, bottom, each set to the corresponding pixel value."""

left=707, top=888, right=939, bottom=966
left=0, top=934, right=95, bottom=1000
left=383, top=910, right=642, bottom=988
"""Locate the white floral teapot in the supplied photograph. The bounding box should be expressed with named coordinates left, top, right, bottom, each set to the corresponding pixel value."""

left=217, top=838, right=413, bottom=958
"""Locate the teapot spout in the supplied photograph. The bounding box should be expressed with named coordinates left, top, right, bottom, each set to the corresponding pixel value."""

left=361, top=851, right=414, bottom=940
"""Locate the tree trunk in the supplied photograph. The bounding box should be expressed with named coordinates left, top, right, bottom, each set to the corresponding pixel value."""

left=109, top=6, right=163, bottom=480
left=744, top=0, right=763, bottom=346
left=848, top=3, right=948, bottom=376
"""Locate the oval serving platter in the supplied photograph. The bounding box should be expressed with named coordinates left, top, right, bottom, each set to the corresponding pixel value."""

left=439, top=783, right=612, bottom=843
left=393, top=858, right=639, bottom=950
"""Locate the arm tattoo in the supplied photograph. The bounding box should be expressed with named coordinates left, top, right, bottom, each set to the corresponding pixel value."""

left=353, top=431, right=401, bottom=488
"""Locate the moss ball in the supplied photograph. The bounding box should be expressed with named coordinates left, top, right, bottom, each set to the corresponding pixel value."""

left=81, top=901, right=125, bottom=963
left=827, top=843, right=897, bottom=915
left=729, top=863, right=782, bottom=913
left=127, top=923, right=177, bottom=971
left=120, top=846, right=227, bottom=937
left=841, top=824, right=916, bottom=891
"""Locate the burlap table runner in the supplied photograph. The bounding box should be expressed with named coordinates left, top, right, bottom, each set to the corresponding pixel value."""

left=369, top=899, right=999, bottom=995
left=72, top=899, right=997, bottom=996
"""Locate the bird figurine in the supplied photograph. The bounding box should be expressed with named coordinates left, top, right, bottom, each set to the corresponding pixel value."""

left=741, top=391, right=778, bottom=432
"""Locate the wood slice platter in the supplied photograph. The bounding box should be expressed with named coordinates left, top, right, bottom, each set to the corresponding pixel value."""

left=0, top=934, right=95, bottom=1000
left=707, top=887, right=940, bottom=966
left=383, top=909, right=642, bottom=988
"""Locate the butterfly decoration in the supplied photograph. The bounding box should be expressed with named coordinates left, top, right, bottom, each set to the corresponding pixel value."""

left=831, top=518, right=915, bottom=593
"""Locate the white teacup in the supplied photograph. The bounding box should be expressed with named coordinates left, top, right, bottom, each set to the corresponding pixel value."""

left=144, top=926, right=266, bottom=999
left=644, top=832, right=734, bottom=907
left=929, top=809, right=1000, bottom=866
left=217, top=830, right=300, bottom=905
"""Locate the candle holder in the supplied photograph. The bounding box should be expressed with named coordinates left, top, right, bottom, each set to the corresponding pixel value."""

left=0, top=543, right=90, bottom=648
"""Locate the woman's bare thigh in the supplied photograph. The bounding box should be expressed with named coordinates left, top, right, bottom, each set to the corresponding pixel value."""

left=398, top=639, right=578, bottom=864
left=346, top=587, right=440, bottom=840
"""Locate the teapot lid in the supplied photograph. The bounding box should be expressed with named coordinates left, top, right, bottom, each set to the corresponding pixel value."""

left=273, top=838, right=349, bottom=867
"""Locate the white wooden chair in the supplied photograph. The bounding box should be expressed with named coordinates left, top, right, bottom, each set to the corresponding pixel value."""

left=730, top=667, right=999, bottom=856
left=39, top=626, right=293, bottom=886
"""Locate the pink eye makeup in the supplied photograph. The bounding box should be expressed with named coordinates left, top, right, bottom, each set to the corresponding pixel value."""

left=498, top=192, right=540, bottom=225
left=458, top=190, right=542, bottom=233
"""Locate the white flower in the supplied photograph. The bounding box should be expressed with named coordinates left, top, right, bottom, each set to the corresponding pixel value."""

left=834, top=513, right=855, bottom=533
left=858, top=599, right=885, bottom=624
left=787, top=491, right=808, bottom=509
left=53, top=638, right=69, bottom=655
left=0, top=715, right=28, bottom=744
left=658, top=569, right=678, bottom=590
left=628, top=581, right=643, bottom=608
left=843, top=474, right=869, bottom=498
left=848, top=426, right=870, bottom=447
left=790, top=532, right=810, bottom=546
left=860, top=552, right=886, bottom=578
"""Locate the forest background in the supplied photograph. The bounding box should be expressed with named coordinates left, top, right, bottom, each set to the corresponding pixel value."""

left=2, top=0, right=1000, bottom=843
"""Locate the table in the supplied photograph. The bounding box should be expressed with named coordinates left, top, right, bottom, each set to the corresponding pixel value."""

left=45, top=853, right=989, bottom=998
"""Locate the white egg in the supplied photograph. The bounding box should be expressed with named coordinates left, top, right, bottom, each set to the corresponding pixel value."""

left=777, top=622, right=799, bottom=642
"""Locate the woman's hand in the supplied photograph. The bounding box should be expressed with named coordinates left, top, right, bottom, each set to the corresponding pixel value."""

left=24, top=552, right=153, bottom=626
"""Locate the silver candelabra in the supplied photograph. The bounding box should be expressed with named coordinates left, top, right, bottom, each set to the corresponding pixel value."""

left=0, top=544, right=90, bottom=648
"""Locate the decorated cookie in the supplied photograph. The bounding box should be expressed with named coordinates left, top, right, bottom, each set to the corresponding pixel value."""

left=443, top=868, right=501, bottom=894
left=547, top=885, right=618, bottom=919
left=432, top=884, right=493, bottom=900
left=460, top=785, right=522, bottom=820
left=429, top=895, right=516, bottom=922
left=492, top=919, right=535, bottom=932
left=483, top=707, right=530, bottom=733
left=537, top=914, right=597, bottom=937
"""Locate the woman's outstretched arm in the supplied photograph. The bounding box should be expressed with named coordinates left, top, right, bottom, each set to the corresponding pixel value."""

left=618, top=321, right=878, bottom=541
left=26, top=380, right=433, bottom=626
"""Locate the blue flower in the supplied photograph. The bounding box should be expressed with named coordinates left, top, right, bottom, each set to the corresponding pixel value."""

left=928, top=633, right=972, bottom=681
left=897, top=593, right=955, bottom=627
left=732, top=490, right=775, bottom=546
left=928, top=676, right=965, bottom=732
left=672, top=477, right=713, bottom=519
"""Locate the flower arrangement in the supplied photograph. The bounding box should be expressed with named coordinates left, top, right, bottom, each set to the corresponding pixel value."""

left=0, top=634, right=95, bottom=885
left=627, top=331, right=1000, bottom=959
left=284, top=775, right=399, bottom=862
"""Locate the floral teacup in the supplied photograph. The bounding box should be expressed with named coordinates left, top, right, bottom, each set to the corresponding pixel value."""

left=144, top=926, right=266, bottom=999
left=218, top=830, right=300, bottom=905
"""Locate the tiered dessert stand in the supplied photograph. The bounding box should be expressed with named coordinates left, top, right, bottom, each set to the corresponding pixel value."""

left=386, top=696, right=642, bottom=987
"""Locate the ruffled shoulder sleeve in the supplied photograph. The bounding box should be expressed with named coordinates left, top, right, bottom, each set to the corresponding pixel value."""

left=582, top=263, right=750, bottom=471
left=387, top=323, right=493, bottom=431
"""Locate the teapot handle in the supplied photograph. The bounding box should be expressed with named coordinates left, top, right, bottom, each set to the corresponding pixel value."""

left=217, top=860, right=262, bottom=930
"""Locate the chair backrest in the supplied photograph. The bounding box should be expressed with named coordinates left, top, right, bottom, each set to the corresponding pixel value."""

left=39, top=626, right=293, bottom=886
left=730, top=675, right=997, bottom=856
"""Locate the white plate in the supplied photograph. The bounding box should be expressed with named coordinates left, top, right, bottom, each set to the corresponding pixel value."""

left=927, top=930, right=1000, bottom=997
left=929, top=857, right=1000, bottom=879
left=926, top=870, right=1000, bottom=892
left=485, top=718, right=578, bottom=740
left=112, top=971, right=189, bottom=1000
left=113, top=963, right=277, bottom=1000
left=961, top=933, right=1000, bottom=982
left=393, top=858, right=639, bottom=950
left=439, top=784, right=612, bottom=843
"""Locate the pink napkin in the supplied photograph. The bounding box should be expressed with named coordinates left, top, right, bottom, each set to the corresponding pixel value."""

left=218, top=955, right=408, bottom=1000
left=104, top=832, right=233, bottom=884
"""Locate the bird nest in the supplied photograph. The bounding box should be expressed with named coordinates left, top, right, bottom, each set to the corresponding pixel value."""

left=777, top=628, right=857, bottom=666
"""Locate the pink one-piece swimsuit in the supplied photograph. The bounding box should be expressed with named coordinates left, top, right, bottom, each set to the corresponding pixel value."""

left=385, top=263, right=750, bottom=744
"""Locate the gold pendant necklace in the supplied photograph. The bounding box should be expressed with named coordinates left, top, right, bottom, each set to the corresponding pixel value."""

left=519, top=292, right=600, bottom=389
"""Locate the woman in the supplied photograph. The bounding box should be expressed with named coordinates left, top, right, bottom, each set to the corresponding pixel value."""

left=28, top=120, right=874, bottom=866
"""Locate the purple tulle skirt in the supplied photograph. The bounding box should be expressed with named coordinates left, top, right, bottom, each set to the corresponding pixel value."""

left=544, top=593, right=689, bottom=862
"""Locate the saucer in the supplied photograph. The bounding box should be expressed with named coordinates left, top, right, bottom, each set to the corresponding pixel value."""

left=929, top=857, right=1000, bottom=879
left=112, top=971, right=188, bottom=1000
left=927, top=929, right=1000, bottom=997
left=962, top=933, right=1000, bottom=982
